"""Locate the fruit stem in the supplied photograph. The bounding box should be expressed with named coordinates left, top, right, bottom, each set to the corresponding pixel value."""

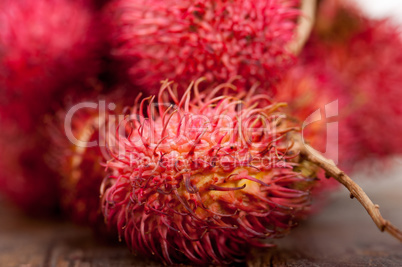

left=292, top=134, right=402, bottom=242
left=289, top=0, right=317, bottom=54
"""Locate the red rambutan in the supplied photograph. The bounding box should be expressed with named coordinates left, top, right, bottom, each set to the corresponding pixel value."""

left=51, top=105, right=106, bottom=224
left=101, top=80, right=318, bottom=264
left=0, top=0, right=108, bottom=212
left=49, top=88, right=137, bottom=225
left=277, top=0, right=402, bottom=171
left=0, top=0, right=103, bottom=130
left=0, top=123, right=60, bottom=214
left=100, top=79, right=402, bottom=264
left=104, top=0, right=301, bottom=95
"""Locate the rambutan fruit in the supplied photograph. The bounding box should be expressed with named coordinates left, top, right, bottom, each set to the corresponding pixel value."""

left=49, top=88, right=136, bottom=226
left=0, top=80, right=113, bottom=216
left=0, top=123, right=60, bottom=215
left=0, top=82, right=110, bottom=216
left=101, top=80, right=402, bottom=264
left=101, top=80, right=320, bottom=264
left=277, top=0, right=402, bottom=171
left=0, top=0, right=103, bottom=131
left=0, top=0, right=110, bottom=213
left=104, top=0, right=301, bottom=95
left=51, top=104, right=105, bottom=224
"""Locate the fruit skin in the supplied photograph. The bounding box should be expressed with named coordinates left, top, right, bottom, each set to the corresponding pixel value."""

left=277, top=0, right=402, bottom=172
left=48, top=87, right=137, bottom=226
left=0, top=0, right=103, bottom=131
left=0, top=0, right=107, bottom=214
left=51, top=101, right=106, bottom=224
left=101, top=80, right=317, bottom=265
left=0, top=123, right=61, bottom=215
left=104, top=0, right=300, bottom=96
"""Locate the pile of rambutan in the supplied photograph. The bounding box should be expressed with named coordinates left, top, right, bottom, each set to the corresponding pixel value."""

left=0, top=0, right=106, bottom=213
left=277, top=0, right=402, bottom=171
left=1, top=0, right=402, bottom=265
left=103, top=0, right=301, bottom=94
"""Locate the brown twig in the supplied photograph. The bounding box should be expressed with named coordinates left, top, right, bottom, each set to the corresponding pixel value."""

left=288, top=0, right=317, bottom=55
left=291, top=133, right=402, bottom=242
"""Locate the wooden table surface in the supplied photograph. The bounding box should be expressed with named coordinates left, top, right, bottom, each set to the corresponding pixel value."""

left=1, top=162, right=402, bottom=267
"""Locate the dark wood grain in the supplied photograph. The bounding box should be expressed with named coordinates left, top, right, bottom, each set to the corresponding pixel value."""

left=1, top=163, right=402, bottom=267
left=248, top=162, right=402, bottom=266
